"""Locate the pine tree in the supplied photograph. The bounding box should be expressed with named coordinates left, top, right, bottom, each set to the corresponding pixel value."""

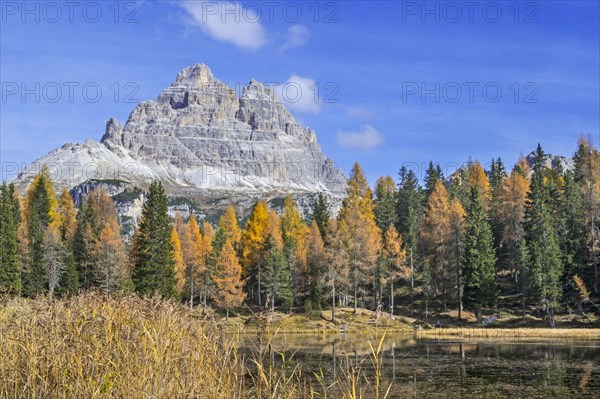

left=525, top=144, right=563, bottom=327
left=262, top=235, right=292, bottom=311
left=0, top=183, right=21, bottom=294
left=212, top=239, right=246, bottom=318
left=311, top=193, right=330, bottom=240
left=131, top=181, right=177, bottom=298
left=22, top=168, right=57, bottom=295
left=462, top=188, right=497, bottom=321
left=373, top=176, right=398, bottom=231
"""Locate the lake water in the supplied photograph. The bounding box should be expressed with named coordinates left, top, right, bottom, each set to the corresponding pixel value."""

left=240, top=333, right=600, bottom=398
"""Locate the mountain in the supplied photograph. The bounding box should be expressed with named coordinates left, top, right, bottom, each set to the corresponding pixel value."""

left=12, top=64, right=347, bottom=226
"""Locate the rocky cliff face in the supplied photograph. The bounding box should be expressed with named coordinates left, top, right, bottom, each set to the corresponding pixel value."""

left=13, top=64, right=346, bottom=223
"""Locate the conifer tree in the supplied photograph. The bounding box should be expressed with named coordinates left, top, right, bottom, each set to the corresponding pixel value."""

left=171, top=227, right=186, bottom=297
left=340, top=163, right=381, bottom=314
left=96, top=218, right=127, bottom=293
left=262, top=235, right=292, bottom=311
left=424, top=161, right=443, bottom=201
left=373, top=176, right=398, bottom=231
left=281, top=195, right=309, bottom=301
left=131, top=181, right=177, bottom=298
left=449, top=198, right=466, bottom=319
left=241, top=201, right=269, bottom=305
left=305, top=221, right=325, bottom=314
left=382, top=224, right=407, bottom=315
left=396, top=166, right=423, bottom=313
left=420, top=181, right=452, bottom=309
left=311, top=193, right=330, bottom=240
left=22, top=168, right=57, bottom=295
left=201, top=221, right=214, bottom=306
left=212, top=239, right=246, bottom=318
left=184, top=216, right=204, bottom=306
left=218, top=206, right=242, bottom=248
left=525, top=144, right=563, bottom=327
left=44, top=224, right=65, bottom=297
left=55, top=189, right=78, bottom=294
left=0, top=183, right=21, bottom=294
left=323, top=220, right=349, bottom=322
left=462, top=188, right=497, bottom=322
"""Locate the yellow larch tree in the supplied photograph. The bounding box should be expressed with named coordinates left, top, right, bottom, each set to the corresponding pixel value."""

left=212, top=239, right=246, bottom=319
left=383, top=224, right=407, bottom=315
left=218, top=205, right=242, bottom=247
left=241, top=201, right=269, bottom=305
left=171, top=226, right=186, bottom=297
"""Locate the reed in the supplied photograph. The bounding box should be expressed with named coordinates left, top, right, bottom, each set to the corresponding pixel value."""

left=416, top=327, right=600, bottom=340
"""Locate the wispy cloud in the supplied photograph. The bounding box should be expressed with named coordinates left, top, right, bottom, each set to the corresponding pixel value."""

left=279, top=25, right=309, bottom=52
left=277, top=75, right=321, bottom=114
left=179, top=1, right=266, bottom=50
left=346, top=107, right=375, bottom=118
left=336, top=124, right=384, bottom=150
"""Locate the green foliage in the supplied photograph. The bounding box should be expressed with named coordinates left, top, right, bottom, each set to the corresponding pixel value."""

left=131, top=181, right=177, bottom=298
left=261, top=235, right=292, bottom=311
left=462, top=188, right=497, bottom=315
left=396, top=167, right=423, bottom=255
left=0, top=183, right=21, bottom=294
left=311, top=193, right=330, bottom=240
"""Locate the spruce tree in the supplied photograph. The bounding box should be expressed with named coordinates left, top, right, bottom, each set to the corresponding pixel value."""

left=424, top=161, right=443, bottom=201
left=524, top=144, right=563, bottom=327
left=311, top=193, right=330, bottom=240
left=373, top=176, right=398, bottom=231
left=131, top=181, right=177, bottom=298
left=23, top=169, right=56, bottom=295
left=462, top=188, right=497, bottom=322
left=262, top=235, right=292, bottom=311
left=0, top=183, right=21, bottom=294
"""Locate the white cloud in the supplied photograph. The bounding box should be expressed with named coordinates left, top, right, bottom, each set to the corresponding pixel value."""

left=276, top=75, right=321, bottom=114
left=336, top=124, right=384, bottom=150
left=346, top=107, right=375, bottom=118
left=279, top=25, right=309, bottom=52
left=179, top=1, right=266, bottom=50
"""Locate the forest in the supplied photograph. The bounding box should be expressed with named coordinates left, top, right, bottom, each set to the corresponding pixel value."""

left=1, top=137, right=599, bottom=327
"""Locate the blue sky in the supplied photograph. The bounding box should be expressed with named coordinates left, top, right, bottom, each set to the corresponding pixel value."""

left=1, top=0, right=599, bottom=184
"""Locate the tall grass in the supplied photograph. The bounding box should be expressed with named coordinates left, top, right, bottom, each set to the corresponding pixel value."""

left=0, top=293, right=388, bottom=399
left=416, top=327, right=600, bottom=340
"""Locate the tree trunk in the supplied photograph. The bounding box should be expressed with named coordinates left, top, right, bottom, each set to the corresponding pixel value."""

left=475, top=308, right=482, bottom=323
left=546, top=299, right=556, bottom=327
left=258, top=264, right=262, bottom=306
left=410, top=249, right=414, bottom=316
left=457, top=262, right=462, bottom=320
left=332, top=280, right=336, bottom=322
left=353, top=281, right=358, bottom=315
left=189, top=264, right=194, bottom=308
left=226, top=308, right=229, bottom=320
left=390, top=280, right=394, bottom=316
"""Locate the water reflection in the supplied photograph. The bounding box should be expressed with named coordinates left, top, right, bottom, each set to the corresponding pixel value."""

left=239, top=334, right=600, bottom=398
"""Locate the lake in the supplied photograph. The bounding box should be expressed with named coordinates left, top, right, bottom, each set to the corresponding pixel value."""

left=239, top=333, right=600, bottom=398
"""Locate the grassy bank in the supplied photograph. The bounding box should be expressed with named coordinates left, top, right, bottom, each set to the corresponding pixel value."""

left=0, top=294, right=392, bottom=399
left=416, top=327, right=600, bottom=340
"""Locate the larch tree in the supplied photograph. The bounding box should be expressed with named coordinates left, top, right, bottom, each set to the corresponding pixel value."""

left=201, top=221, right=214, bottom=306
left=382, top=224, right=407, bottom=315
left=184, top=216, right=204, bottom=306
left=340, top=162, right=381, bottom=314
left=323, top=220, right=349, bottom=322
left=373, top=176, right=398, bottom=232
left=171, top=227, right=187, bottom=297
left=241, top=201, right=269, bottom=305
left=419, top=180, right=452, bottom=309
left=96, top=218, right=128, bottom=294
left=466, top=161, right=491, bottom=207
left=131, top=181, right=177, bottom=298
left=44, top=224, right=65, bottom=297
left=462, top=188, right=497, bottom=322
left=212, top=239, right=246, bottom=319
left=219, top=206, right=242, bottom=248
left=281, top=195, right=309, bottom=301
left=0, top=183, right=21, bottom=294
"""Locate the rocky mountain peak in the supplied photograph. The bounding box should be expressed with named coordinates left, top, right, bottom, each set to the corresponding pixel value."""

left=172, top=63, right=216, bottom=87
